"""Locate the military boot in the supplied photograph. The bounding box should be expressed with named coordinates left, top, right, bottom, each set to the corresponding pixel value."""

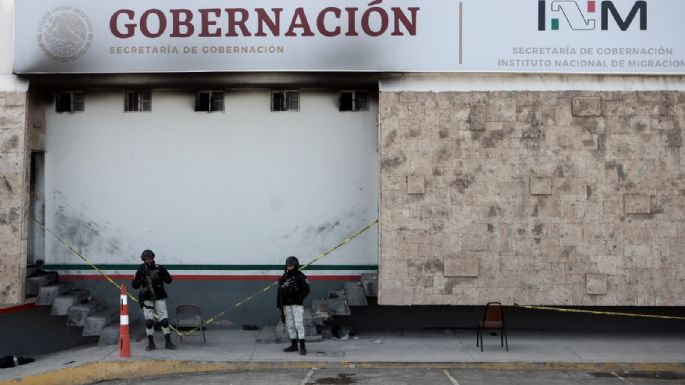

left=283, top=339, right=298, bottom=352
left=145, top=335, right=156, bottom=351
left=299, top=339, right=307, bottom=355
left=164, top=334, right=177, bottom=350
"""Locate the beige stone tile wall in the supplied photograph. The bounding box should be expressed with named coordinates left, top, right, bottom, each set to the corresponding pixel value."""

left=379, top=91, right=685, bottom=306
left=0, top=91, right=28, bottom=305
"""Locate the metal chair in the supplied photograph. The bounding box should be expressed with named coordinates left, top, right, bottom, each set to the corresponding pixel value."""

left=476, top=302, right=508, bottom=351
left=174, top=304, right=206, bottom=343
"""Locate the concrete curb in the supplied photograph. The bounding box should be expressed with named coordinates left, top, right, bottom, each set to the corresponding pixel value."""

left=2, top=360, right=685, bottom=385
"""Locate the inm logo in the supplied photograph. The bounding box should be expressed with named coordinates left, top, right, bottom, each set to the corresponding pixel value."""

left=538, top=1, right=647, bottom=31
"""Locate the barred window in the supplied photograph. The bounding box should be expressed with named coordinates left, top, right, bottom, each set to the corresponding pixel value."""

left=124, top=91, right=151, bottom=112
left=339, top=91, right=369, bottom=112
left=195, top=91, right=225, bottom=112
left=271, top=90, right=299, bottom=112
left=55, top=91, right=85, bottom=113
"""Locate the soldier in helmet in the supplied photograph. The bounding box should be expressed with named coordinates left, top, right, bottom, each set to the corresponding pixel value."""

left=132, top=249, right=176, bottom=351
left=276, top=256, right=310, bottom=355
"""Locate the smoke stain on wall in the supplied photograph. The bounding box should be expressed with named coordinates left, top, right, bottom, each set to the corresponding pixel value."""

left=54, top=207, right=102, bottom=254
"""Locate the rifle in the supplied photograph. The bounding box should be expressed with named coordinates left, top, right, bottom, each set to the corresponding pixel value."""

left=143, top=263, right=157, bottom=302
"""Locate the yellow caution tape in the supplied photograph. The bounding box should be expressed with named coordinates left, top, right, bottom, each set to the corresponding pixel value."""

left=514, top=304, right=685, bottom=320
left=35, top=217, right=379, bottom=336
left=33, top=218, right=183, bottom=334
left=300, top=219, right=379, bottom=271
left=184, top=219, right=379, bottom=335
left=38, top=217, right=682, bottom=330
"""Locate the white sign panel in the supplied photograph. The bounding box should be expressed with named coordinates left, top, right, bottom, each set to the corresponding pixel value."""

left=13, top=0, right=685, bottom=74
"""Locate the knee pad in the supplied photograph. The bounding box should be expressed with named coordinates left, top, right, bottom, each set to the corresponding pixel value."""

left=160, top=318, right=169, bottom=328
left=145, top=319, right=154, bottom=329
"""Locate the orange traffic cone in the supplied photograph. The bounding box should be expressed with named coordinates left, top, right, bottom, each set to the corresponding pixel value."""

left=119, top=284, right=131, bottom=358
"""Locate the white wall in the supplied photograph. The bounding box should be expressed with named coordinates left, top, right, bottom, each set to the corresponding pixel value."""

left=44, top=90, right=379, bottom=272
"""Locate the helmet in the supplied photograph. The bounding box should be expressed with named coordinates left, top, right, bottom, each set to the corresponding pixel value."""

left=140, top=250, right=155, bottom=260
left=285, top=256, right=299, bottom=268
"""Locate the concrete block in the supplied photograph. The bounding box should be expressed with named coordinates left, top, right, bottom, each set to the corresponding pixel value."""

left=624, top=194, right=651, bottom=214
left=24, top=272, right=57, bottom=297
left=630, top=115, right=651, bottom=134
left=470, top=103, right=486, bottom=131
left=573, top=97, right=601, bottom=117
left=361, top=273, right=378, bottom=297
left=605, top=116, right=632, bottom=134
left=312, top=297, right=351, bottom=316
left=530, top=176, right=552, bottom=195
left=591, top=255, right=624, bottom=275
left=586, top=273, right=608, bottom=295
left=312, top=309, right=330, bottom=326
left=487, top=97, right=516, bottom=122
left=518, top=105, right=546, bottom=126
left=382, top=175, right=405, bottom=192
left=328, top=290, right=347, bottom=300
left=657, top=129, right=682, bottom=148
left=444, top=256, right=479, bottom=277
left=26, top=264, right=42, bottom=278
left=407, top=175, right=425, bottom=194
left=327, top=297, right=351, bottom=316
left=573, top=117, right=605, bottom=135
left=462, top=233, right=488, bottom=252
left=605, top=134, right=642, bottom=160
left=343, top=282, right=369, bottom=306
left=312, top=299, right=327, bottom=313
left=36, top=282, right=74, bottom=305
left=83, top=310, right=117, bottom=336
left=67, top=301, right=103, bottom=327
left=50, top=289, right=89, bottom=316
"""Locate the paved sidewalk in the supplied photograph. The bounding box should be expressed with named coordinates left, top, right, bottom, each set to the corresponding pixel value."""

left=1, top=329, right=684, bottom=385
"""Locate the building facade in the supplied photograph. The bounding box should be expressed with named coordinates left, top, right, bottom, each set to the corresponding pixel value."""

left=378, top=76, right=685, bottom=306
left=1, top=0, right=684, bottom=313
